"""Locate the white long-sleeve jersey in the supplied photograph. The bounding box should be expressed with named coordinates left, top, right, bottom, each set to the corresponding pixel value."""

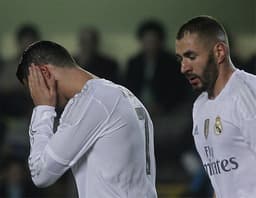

left=28, top=79, right=157, bottom=198
left=193, top=69, right=256, bottom=198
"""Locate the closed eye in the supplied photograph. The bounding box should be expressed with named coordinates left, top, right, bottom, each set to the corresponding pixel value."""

left=188, top=54, right=196, bottom=60
left=184, top=51, right=197, bottom=61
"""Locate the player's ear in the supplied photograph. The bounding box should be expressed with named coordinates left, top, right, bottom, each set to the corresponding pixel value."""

left=39, top=65, right=51, bottom=79
left=213, top=42, right=227, bottom=65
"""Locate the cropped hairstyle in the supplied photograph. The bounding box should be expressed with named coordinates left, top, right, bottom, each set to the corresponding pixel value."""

left=16, top=40, right=77, bottom=84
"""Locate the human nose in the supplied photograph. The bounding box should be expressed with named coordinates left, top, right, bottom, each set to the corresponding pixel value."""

left=180, top=59, right=192, bottom=74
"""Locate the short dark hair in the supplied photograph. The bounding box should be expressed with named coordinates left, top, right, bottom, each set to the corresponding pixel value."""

left=16, top=40, right=77, bottom=84
left=136, top=19, right=166, bottom=41
left=16, top=24, right=40, bottom=42
left=176, top=15, right=228, bottom=44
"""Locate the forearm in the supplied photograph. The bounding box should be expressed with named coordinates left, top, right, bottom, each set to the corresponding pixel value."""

left=29, top=105, right=55, bottom=153
left=29, top=105, right=58, bottom=187
left=29, top=147, right=68, bottom=187
left=28, top=97, right=109, bottom=187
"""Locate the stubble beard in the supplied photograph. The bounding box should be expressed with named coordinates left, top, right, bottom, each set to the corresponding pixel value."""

left=194, top=52, right=219, bottom=97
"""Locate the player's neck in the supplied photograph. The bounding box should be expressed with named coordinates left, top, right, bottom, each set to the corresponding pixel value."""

left=57, top=66, right=95, bottom=100
left=209, top=61, right=235, bottom=99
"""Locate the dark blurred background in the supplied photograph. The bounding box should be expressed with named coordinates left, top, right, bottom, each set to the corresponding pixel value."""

left=0, top=0, right=255, bottom=197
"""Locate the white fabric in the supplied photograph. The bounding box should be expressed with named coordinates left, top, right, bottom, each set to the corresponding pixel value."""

left=28, top=79, right=157, bottom=198
left=193, top=69, right=256, bottom=198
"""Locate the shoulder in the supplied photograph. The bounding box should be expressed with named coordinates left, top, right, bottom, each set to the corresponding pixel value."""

left=60, top=80, right=112, bottom=125
left=88, top=79, right=123, bottom=104
left=233, top=70, right=256, bottom=119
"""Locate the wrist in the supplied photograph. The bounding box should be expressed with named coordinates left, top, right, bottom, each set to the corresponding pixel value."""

left=31, top=105, right=56, bottom=122
left=33, top=105, right=56, bottom=111
left=33, top=100, right=56, bottom=107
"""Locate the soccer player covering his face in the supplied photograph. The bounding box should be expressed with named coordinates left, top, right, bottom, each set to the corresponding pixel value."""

left=176, top=15, right=256, bottom=198
left=16, top=41, right=157, bottom=198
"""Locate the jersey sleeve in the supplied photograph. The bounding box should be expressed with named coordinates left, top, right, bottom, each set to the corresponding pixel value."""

left=28, top=94, right=109, bottom=187
left=240, top=116, right=256, bottom=152
left=237, top=93, right=256, bottom=152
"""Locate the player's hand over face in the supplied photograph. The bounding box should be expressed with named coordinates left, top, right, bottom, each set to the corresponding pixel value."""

left=28, top=64, right=57, bottom=107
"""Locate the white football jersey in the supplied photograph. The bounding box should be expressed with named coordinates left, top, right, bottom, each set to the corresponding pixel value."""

left=28, top=79, right=157, bottom=198
left=193, top=69, right=256, bottom=198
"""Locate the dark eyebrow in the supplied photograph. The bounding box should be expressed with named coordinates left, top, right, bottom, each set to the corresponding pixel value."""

left=183, top=50, right=197, bottom=58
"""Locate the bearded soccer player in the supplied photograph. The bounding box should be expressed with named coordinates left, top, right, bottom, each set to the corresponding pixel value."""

left=16, top=40, right=157, bottom=198
left=176, top=15, right=256, bottom=198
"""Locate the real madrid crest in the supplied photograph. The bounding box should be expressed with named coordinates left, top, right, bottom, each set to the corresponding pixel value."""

left=214, top=116, right=222, bottom=135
